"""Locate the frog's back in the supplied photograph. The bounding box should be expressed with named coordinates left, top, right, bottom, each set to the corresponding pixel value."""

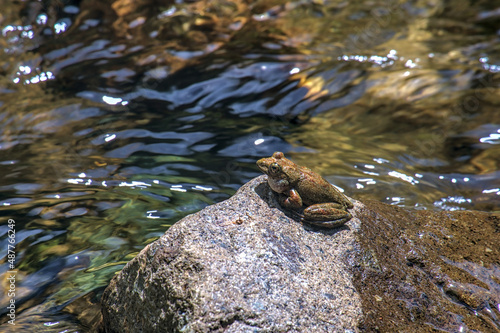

left=296, top=168, right=353, bottom=208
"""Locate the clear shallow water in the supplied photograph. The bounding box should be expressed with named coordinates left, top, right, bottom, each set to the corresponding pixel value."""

left=0, top=0, right=499, bottom=331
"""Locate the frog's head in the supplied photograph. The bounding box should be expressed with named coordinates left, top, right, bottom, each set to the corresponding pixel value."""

left=257, top=152, right=300, bottom=187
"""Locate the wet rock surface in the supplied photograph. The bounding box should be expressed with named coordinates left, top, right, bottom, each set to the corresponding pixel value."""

left=353, top=199, right=500, bottom=332
left=99, top=176, right=500, bottom=332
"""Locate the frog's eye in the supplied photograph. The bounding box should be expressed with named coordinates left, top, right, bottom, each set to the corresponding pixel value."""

left=269, top=163, right=281, bottom=175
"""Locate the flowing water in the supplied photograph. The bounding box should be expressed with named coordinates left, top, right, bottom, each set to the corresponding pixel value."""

left=0, top=0, right=499, bottom=331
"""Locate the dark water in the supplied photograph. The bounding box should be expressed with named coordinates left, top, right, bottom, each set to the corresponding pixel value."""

left=0, top=0, right=499, bottom=331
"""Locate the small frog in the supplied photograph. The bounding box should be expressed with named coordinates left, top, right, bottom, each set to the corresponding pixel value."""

left=257, top=152, right=353, bottom=228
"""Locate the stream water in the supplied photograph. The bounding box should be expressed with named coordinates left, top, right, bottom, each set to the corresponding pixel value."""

left=0, top=0, right=499, bottom=331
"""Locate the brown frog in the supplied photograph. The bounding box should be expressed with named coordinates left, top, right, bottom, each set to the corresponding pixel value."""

left=257, top=152, right=353, bottom=228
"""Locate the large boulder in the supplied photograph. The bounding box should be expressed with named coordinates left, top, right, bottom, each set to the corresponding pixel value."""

left=99, top=175, right=363, bottom=332
left=99, top=176, right=500, bottom=332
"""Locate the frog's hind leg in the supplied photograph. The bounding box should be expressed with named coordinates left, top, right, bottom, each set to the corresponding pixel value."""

left=304, top=214, right=351, bottom=229
left=303, top=203, right=352, bottom=228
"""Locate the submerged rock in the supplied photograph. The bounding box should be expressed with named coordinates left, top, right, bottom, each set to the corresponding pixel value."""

left=98, top=176, right=500, bottom=332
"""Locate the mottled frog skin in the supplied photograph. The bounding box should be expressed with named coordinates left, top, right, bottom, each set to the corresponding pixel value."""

left=257, top=152, right=353, bottom=228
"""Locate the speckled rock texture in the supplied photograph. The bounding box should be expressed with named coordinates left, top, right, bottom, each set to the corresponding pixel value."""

left=99, top=175, right=363, bottom=332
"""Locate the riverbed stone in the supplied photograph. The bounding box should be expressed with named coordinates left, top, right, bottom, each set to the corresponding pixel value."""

left=98, top=175, right=500, bottom=332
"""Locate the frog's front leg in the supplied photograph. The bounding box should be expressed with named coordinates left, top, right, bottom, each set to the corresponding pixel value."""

left=281, top=189, right=303, bottom=210
left=303, top=203, right=351, bottom=228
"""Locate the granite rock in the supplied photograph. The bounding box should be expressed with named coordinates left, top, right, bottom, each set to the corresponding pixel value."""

left=99, top=175, right=363, bottom=332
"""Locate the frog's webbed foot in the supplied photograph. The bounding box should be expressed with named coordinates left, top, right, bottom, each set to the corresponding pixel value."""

left=286, top=208, right=306, bottom=221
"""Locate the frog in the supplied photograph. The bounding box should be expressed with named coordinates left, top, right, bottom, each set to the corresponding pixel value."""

left=257, top=152, right=353, bottom=228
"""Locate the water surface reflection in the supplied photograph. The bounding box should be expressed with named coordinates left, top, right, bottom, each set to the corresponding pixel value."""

left=0, top=0, right=499, bottom=331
